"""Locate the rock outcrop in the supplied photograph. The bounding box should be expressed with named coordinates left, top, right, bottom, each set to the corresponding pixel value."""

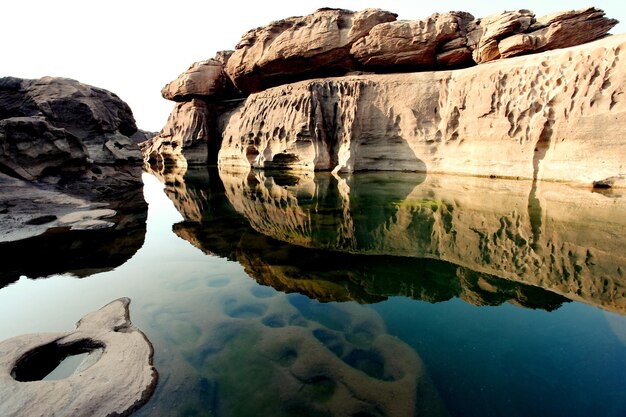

left=146, top=6, right=621, bottom=188
left=0, top=76, right=145, bottom=183
left=351, top=12, right=475, bottom=68
left=0, top=298, right=157, bottom=417
left=468, top=7, right=617, bottom=63
left=225, top=8, right=397, bottom=93
left=218, top=33, right=626, bottom=186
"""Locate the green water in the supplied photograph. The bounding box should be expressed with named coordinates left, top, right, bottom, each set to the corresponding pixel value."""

left=1, top=167, right=625, bottom=417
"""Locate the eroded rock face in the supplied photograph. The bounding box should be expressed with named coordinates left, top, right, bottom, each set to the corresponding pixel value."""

left=142, top=99, right=212, bottom=167
left=219, top=33, right=626, bottom=186
left=0, top=76, right=144, bottom=183
left=225, top=8, right=397, bottom=93
left=0, top=298, right=157, bottom=417
left=351, top=12, right=474, bottom=69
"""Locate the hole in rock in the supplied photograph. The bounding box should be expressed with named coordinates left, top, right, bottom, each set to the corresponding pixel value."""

left=11, top=339, right=104, bottom=382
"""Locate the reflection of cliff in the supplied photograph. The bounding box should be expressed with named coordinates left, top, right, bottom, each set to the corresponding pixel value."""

left=0, top=188, right=147, bottom=287
left=154, top=167, right=569, bottom=311
left=219, top=169, right=626, bottom=314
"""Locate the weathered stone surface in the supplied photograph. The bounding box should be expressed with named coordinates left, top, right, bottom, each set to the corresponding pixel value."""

left=218, top=33, right=626, bottom=187
left=0, top=298, right=157, bottom=417
left=498, top=7, right=618, bottom=58
left=141, top=99, right=211, bottom=167
left=465, top=9, right=535, bottom=63
left=225, top=8, right=397, bottom=93
left=351, top=12, right=474, bottom=68
left=0, top=76, right=143, bottom=182
left=0, top=116, right=87, bottom=180
left=161, top=58, right=239, bottom=102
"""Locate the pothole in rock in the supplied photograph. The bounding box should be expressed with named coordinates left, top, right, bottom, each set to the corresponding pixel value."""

left=11, top=339, right=104, bottom=382
left=342, top=349, right=393, bottom=381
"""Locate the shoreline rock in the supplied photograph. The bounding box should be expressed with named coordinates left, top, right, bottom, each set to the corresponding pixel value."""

left=0, top=298, right=158, bottom=417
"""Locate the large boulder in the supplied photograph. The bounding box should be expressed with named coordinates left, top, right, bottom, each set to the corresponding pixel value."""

left=0, top=76, right=143, bottom=182
left=351, top=12, right=475, bottom=69
left=161, top=53, right=240, bottom=102
left=225, top=8, right=397, bottom=93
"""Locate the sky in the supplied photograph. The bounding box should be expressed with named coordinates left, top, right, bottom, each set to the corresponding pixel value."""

left=2, top=0, right=625, bottom=132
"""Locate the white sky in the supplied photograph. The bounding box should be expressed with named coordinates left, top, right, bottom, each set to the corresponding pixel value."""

left=2, top=0, right=625, bottom=131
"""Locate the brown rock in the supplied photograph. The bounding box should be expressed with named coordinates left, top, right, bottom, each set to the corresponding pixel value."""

left=0, top=298, right=157, bottom=417
left=225, top=8, right=397, bottom=93
left=351, top=12, right=474, bottom=68
left=0, top=76, right=143, bottom=183
left=498, top=7, right=618, bottom=58
left=466, top=10, right=535, bottom=63
left=161, top=54, right=240, bottom=102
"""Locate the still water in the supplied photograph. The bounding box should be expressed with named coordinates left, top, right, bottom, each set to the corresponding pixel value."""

left=1, top=166, right=625, bottom=417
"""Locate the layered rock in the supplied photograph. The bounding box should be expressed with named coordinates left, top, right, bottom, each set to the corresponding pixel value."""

left=351, top=12, right=475, bottom=68
left=468, top=7, right=618, bottom=63
left=0, top=298, right=157, bottom=417
left=219, top=33, right=626, bottom=186
left=225, top=8, right=397, bottom=93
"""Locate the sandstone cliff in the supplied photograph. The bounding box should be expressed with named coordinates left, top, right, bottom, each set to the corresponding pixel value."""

left=219, top=34, right=626, bottom=186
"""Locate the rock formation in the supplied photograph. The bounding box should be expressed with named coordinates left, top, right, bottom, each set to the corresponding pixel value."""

left=145, top=6, right=622, bottom=188
left=219, top=33, right=626, bottom=186
left=0, top=77, right=149, bottom=287
left=351, top=12, right=475, bottom=68
left=0, top=76, right=144, bottom=182
left=224, top=8, right=397, bottom=93
left=0, top=298, right=157, bottom=417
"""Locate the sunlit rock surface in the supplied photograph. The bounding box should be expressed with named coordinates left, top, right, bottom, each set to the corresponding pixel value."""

left=0, top=298, right=157, bottom=417
left=215, top=169, right=626, bottom=313
left=225, top=8, right=397, bottom=93
left=219, top=33, right=626, bottom=186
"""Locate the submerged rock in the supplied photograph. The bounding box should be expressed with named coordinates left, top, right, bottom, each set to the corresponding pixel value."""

left=0, top=298, right=157, bottom=417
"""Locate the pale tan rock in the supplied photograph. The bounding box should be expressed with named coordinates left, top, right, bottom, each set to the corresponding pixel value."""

left=351, top=12, right=474, bottom=68
left=466, top=9, right=534, bottom=63
left=225, top=8, right=397, bottom=93
left=141, top=99, right=212, bottom=167
left=0, top=298, right=157, bottom=417
left=218, top=34, right=626, bottom=187
left=498, top=7, right=618, bottom=58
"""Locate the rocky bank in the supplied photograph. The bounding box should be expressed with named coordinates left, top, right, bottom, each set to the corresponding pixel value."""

left=143, top=6, right=624, bottom=188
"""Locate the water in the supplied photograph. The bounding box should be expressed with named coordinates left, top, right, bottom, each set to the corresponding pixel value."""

left=1, top=166, right=625, bottom=417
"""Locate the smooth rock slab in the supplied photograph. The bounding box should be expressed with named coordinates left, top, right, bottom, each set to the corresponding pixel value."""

left=0, top=298, right=158, bottom=417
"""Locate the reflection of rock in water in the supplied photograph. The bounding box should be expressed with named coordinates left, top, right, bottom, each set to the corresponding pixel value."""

left=0, top=184, right=147, bottom=288
left=136, top=267, right=449, bottom=417
left=216, top=169, right=626, bottom=314
left=152, top=166, right=568, bottom=311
